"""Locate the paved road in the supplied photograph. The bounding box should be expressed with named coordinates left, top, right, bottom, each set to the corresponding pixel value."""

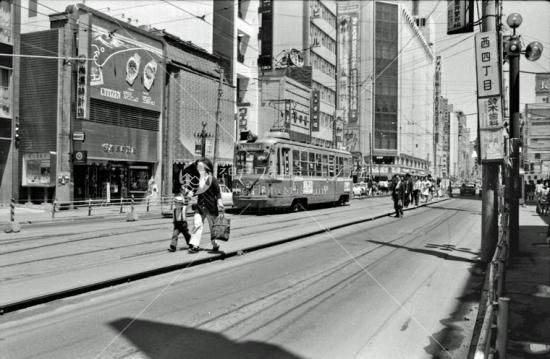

left=1, top=198, right=483, bottom=359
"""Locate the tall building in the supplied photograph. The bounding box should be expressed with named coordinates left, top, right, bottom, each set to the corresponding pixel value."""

left=523, top=74, right=550, bottom=180
left=338, top=0, right=435, bottom=179
left=258, top=0, right=339, bottom=147
left=0, top=0, right=20, bottom=203
left=214, top=0, right=260, bottom=141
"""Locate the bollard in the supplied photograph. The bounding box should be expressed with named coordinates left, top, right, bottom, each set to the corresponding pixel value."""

left=146, top=197, right=150, bottom=212
left=52, top=199, right=56, bottom=219
left=496, top=297, right=510, bottom=359
left=4, top=198, right=21, bottom=233
left=126, top=194, right=138, bottom=221
left=88, top=198, right=92, bottom=216
left=120, top=196, right=124, bottom=214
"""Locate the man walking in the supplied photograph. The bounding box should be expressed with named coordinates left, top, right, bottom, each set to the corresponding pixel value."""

left=392, top=175, right=405, bottom=218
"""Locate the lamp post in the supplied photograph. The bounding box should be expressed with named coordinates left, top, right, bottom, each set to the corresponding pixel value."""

left=505, top=13, right=544, bottom=255
left=194, top=122, right=212, bottom=158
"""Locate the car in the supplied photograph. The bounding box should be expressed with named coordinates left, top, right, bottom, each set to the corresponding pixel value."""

left=188, top=183, right=233, bottom=208
left=219, top=184, right=233, bottom=207
left=460, top=183, right=477, bottom=196
left=353, top=184, right=363, bottom=197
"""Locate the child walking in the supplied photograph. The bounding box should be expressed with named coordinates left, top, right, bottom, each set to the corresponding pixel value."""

left=168, top=191, right=192, bottom=252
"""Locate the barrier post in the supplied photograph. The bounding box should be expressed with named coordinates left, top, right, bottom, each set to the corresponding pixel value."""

left=52, top=199, right=56, bottom=219
left=119, top=196, right=124, bottom=213
left=88, top=198, right=92, bottom=216
left=126, top=194, right=138, bottom=221
left=496, top=297, right=510, bottom=358
left=146, top=197, right=150, bottom=212
left=4, top=198, right=21, bottom=233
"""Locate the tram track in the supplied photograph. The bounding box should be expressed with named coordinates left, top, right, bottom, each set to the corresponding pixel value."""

left=0, top=202, right=392, bottom=260
left=0, top=199, right=461, bottom=314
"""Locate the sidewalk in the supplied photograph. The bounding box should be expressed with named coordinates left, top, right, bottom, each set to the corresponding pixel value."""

left=506, top=205, right=550, bottom=358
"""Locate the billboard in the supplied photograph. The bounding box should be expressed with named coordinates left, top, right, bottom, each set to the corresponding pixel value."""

left=89, top=24, right=163, bottom=111
left=474, top=32, right=501, bottom=98
left=447, top=0, right=474, bottom=35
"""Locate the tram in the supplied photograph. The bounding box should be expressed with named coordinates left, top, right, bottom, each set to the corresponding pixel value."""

left=232, top=133, right=353, bottom=212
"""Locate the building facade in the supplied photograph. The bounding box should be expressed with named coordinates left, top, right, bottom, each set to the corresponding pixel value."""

left=338, top=0, right=435, bottom=179
left=258, top=0, right=339, bottom=148
left=0, top=0, right=19, bottom=203
left=20, top=5, right=166, bottom=203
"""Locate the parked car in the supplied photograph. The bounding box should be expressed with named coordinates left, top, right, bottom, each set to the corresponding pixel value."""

left=219, top=184, right=233, bottom=207
left=460, top=183, right=477, bottom=196
left=353, top=184, right=363, bottom=197
left=189, top=183, right=233, bottom=208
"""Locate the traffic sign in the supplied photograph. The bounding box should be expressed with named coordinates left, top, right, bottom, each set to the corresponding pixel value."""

left=72, top=131, right=85, bottom=142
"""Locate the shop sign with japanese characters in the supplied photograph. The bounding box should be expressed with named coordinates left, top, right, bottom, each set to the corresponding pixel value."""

left=478, top=96, right=503, bottom=129
left=475, top=31, right=501, bottom=97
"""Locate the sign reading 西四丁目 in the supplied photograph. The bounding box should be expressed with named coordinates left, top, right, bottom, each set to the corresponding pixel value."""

left=475, top=32, right=501, bottom=98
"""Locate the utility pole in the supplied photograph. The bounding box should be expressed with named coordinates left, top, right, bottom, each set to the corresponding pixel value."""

left=213, top=67, right=224, bottom=174
left=480, top=0, right=500, bottom=263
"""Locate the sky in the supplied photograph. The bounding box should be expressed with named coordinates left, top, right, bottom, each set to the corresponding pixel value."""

left=26, top=0, right=550, bottom=141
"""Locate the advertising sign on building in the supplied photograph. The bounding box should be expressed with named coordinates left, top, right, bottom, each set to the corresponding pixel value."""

left=258, top=0, right=273, bottom=70
left=447, top=0, right=474, bottom=35
left=76, top=14, right=91, bottom=119
left=310, top=90, right=320, bottom=132
left=475, top=32, right=501, bottom=98
left=238, top=106, right=248, bottom=131
left=89, top=24, right=163, bottom=112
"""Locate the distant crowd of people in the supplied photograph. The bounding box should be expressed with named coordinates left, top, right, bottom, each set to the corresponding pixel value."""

left=390, top=174, right=446, bottom=218
left=526, top=179, right=550, bottom=215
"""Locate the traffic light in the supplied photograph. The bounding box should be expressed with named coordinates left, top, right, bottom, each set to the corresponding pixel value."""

left=14, top=119, right=20, bottom=148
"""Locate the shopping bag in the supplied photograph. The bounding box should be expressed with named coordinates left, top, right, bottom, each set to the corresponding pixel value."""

left=212, top=214, right=231, bottom=241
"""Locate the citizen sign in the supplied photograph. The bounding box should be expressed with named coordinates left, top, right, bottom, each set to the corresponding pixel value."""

left=100, top=88, right=122, bottom=100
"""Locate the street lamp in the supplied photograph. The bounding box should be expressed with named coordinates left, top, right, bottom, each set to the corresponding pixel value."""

left=194, top=121, right=212, bottom=158
left=506, top=12, right=544, bottom=255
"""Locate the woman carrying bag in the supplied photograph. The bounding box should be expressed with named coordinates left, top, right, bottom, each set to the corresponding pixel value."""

left=188, top=158, right=225, bottom=253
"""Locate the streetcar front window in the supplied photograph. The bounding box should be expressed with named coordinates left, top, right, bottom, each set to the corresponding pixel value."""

left=235, top=150, right=270, bottom=175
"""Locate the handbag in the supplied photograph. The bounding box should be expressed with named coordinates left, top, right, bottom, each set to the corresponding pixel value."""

left=212, top=213, right=231, bottom=241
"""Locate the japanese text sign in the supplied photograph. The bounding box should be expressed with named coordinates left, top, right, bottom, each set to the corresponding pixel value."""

left=475, top=32, right=501, bottom=97
left=478, top=96, right=503, bottom=129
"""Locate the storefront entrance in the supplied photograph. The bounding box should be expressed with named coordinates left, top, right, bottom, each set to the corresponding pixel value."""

left=73, top=161, right=153, bottom=202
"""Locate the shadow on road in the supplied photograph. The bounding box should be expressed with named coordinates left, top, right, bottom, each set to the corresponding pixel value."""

left=366, top=240, right=480, bottom=264
left=109, top=318, right=303, bottom=359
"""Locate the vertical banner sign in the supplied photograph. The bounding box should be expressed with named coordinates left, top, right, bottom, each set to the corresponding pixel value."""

left=475, top=32, right=501, bottom=97
left=475, top=31, right=504, bottom=162
left=349, top=16, right=359, bottom=123
left=238, top=106, right=248, bottom=131
left=310, top=90, right=320, bottom=131
left=447, top=0, right=474, bottom=35
left=76, top=14, right=90, bottom=119
left=258, top=0, right=273, bottom=70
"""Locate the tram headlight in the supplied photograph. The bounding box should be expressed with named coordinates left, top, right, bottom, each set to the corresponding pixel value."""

left=260, top=185, right=267, bottom=195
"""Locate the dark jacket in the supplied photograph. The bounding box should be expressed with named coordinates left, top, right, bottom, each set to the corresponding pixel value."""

left=392, top=180, right=405, bottom=202
left=197, top=176, right=222, bottom=217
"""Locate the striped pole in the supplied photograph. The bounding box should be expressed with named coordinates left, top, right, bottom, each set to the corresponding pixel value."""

left=52, top=199, right=56, bottom=219
left=4, top=198, right=21, bottom=233
left=119, top=196, right=124, bottom=213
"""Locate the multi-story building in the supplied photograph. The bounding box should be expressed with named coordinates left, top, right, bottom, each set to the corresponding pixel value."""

left=214, top=0, right=260, bottom=141
left=258, top=0, right=339, bottom=148
left=338, top=0, right=435, bottom=179
left=0, top=0, right=20, bottom=203
left=18, top=4, right=235, bottom=204
left=437, top=96, right=453, bottom=178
